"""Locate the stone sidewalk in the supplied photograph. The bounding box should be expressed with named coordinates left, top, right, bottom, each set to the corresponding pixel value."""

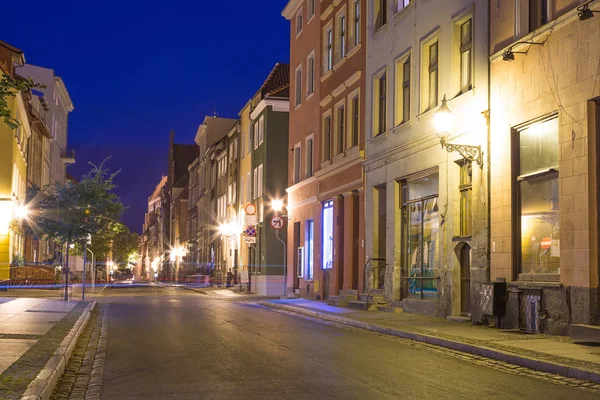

left=260, top=299, right=600, bottom=383
left=0, top=298, right=92, bottom=399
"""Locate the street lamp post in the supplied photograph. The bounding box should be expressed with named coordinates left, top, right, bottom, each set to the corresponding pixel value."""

left=86, top=247, right=95, bottom=292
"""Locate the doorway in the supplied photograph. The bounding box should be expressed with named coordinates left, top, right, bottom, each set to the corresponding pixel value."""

left=293, top=222, right=301, bottom=291
left=460, top=243, right=471, bottom=316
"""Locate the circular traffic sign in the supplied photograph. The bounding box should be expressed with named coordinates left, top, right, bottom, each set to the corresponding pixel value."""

left=245, top=203, right=257, bottom=215
left=541, top=237, right=552, bottom=249
left=271, top=216, right=284, bottom=230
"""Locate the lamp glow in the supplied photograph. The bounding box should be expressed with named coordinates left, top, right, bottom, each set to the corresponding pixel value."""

left=271, top=199, right=284, bottom=213
left=434, top=95, right=454, bottom=138
left=13, top=204, right=29, bottom=220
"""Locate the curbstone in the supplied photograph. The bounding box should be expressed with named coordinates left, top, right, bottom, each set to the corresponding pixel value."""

left=259, top=301, right=600, bottom=385
left=22, top=301, right=97, bottom=400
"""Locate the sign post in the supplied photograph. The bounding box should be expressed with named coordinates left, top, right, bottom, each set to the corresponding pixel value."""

left=271, top=215, right=286, bottom=296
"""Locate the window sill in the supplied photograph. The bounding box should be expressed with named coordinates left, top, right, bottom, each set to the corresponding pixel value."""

left=417, top=106, right=437, bottom=119
left=295, top=30, right=303, bottom=40
left=294, top=102, right=302, bottom=111
left=392, top=119, right=411, bottom=132
left=321, top=69, right=333, bottom=82
left=452, top=87, right=474, bottom=101
left=394, top=4, right=413, bottom=21
left=452, top=235, right=472, bottom=242
left=333, top=57, right=347, bottom=71
left=370, top=131, right=388, bottom=143
left=373, top=24, right=388, bottom=38
left=345, top=43, right=362, bottom=60
left=306, top=92, right=315, bottom=102
left=307, top=14, right=315, bottom=25
left=517, top=273, right=560, bottom=283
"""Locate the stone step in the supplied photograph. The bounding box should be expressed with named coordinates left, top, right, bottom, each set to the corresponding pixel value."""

left=348, top=300, right=378, bottom=311
left=446, top=315, right=471, bottom=323
left=359, top=294, right=386, bottom=303
left=377, top=305, right=403, bottom=313
left=327, top=296, right=350, bottom=307
left=570, top=324, right=600, bottom=343
left=338, top=293, right=359, bottom=301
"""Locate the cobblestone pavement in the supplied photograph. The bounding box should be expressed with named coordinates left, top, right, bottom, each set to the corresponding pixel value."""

left=50, top=304, right=108, bottom=400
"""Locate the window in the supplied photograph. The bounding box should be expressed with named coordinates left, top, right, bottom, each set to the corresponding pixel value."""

left=253, top=167, right=258, bottom=199
left=396, top=0, right=410, bottom=13
left=340, top=15, right=347, bottom=58
left=253, top=122, right=258, bottom=150
left=375, top=0, right=387, bottom=30
left=241, top=129, right=246, bottom=157
left=308, top=0, right=315, bottom=19
left=373, top=71, right=387, bottom=136
left=401, top=174, right=439, bottom=300
left=296, top=9, right=303, bottom=35
left=529, top=0, right=548, bottom=31
left=293, top=145, right=301, bottom=184
left=306, top=137, right=314, bottom=178
left=322, top=200, right=334, bottom=270
left=306, top=219, right=314, bottom=279
left=514, top=116, right=559, bottom=275
left=353, top=1, right=361, bottom=46
left=458, top=160, right=472, bottom=236
left=257, top=164, right=263, bottom=198
left=307, top=53, right=315, bottom=96
left=428, top=42, right=439, bottom=110
left=336, top=104, right=345, bottom=155
left=232, top=181, right=237, bottom=204
left=326, top=28, right=333, bottom=71
left=350, top=94, right=359, bottom=147
left=295, top=65, right=303, bottom=107
left=258, top=116, right=264, bottom=145
left=395, top=54, right=411, bottom=125
left=228, top=184, right=233, bottom=205
left=459, top=19, right=472, bottom=94
left=323, top=114, right=332, bottom=161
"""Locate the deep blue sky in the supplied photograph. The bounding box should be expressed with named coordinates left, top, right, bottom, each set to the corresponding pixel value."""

left=1, top=0, right=290, bottom=233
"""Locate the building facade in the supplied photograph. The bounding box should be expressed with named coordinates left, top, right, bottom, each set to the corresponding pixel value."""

left=141, top=176, right=167, bottom=280
left=249, top=63, right=290, bottom=296
left=490, top=0, right=600, bottom=332
left=364, top=0, right=490, bottom=319
left=282, top=0, right=323, bottom=298
left=237, top=101, right=254, bottom=291
left=0, top=41, right=29, bottom=283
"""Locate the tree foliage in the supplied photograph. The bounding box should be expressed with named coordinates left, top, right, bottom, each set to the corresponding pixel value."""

left=26, top=159, right=125, bottom=246
left=88, top=221, right=139, bottom=266
left=0, top=75, right=45, bottom=129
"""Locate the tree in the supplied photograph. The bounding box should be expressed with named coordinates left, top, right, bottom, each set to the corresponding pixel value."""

left=26, top=159, right=125, bottom=299
left=0, top=75, right=44, bottom=129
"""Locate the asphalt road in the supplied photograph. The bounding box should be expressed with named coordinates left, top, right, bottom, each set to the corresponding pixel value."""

left=98, top=287, right=598, bottom=400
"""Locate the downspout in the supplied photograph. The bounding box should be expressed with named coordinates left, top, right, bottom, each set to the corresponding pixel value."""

left=486, top=0, right=492, bottom=308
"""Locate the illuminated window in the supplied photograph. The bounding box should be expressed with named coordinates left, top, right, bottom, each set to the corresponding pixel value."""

left=514, top=115, right=559, bottom=276
left=375, top=0, right=387, bottom=30
left=322, top=200, right=334, bottom=270
left=459, top=19, right=472, bottom=94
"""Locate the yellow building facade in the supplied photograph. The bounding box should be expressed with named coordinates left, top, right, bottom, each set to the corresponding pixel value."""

left=0, top=41, right=30, bottom=283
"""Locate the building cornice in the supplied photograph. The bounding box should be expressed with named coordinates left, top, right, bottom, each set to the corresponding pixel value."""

left=490, top=4, right=591, bottom=63
left=321, top=4, right=334, bottom=21
left=289, top=195, right=319, bottom=211
left=286, top=176, right=318, bottom=194
left=250, top=98, right=290, bottom=120
left=315, top=148, right=363, bottom=180
left=53, top=77, right=74, bottom=112
left=320, top=94, right=333, bottom=107
left=282, top=0, right=302, bottom=19
left=319, top=179, right=362, bottom=201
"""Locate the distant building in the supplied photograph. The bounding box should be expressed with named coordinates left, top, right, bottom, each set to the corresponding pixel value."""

left=141, top=175, right=167, bottom=280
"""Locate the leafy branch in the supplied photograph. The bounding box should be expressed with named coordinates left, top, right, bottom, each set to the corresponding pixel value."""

left=0, top=75, right=45, bottom=129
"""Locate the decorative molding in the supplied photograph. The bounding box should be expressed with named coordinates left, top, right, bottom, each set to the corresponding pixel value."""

left=332, top=82, right=346, bottom=98
left=319, top=179, right=363, bottom=201
left=315, top=151, right=363, bottom=180
left=344, top=70, right=362, bottom=88
left=281, top=0, right=303, bottom=19
left=289, top=195, right=319, bottom=210
left=320, top=94, right=333, bottom=107
left=320, top=69, right=333, bottom=82
left=333, top=0, right=343, bottom=7
left=364, top=133, right=439, bottom=172
left=345, top=43, right=362, bottom=60
left=250, top=98, right=289, bottom=120
left=321, top=4, right=334, bottom=21
left=286, top=176, right=318, bottom=193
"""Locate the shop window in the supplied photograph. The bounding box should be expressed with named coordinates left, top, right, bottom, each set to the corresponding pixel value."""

left=322, top=200, right=334, bottom=270
left=401, top=173, right=439, bottom=300
left=514, top=115, right=559, bottom=276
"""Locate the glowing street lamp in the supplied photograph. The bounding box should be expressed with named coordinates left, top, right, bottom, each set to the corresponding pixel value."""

left=13, top=204, right=29, bottom=220
left=271, top=199, right=284, bottom=214
left=434, top=94, right=484, bottom=168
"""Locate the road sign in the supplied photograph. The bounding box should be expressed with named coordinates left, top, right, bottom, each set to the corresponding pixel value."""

left=245, top=226, right=256, bottom=237
left=541, top=237, right=552, bottom=249
left=271, top=216, right=284, bottom=230
left=245, top=203, right=257, bottom=215
left=245, top=237, right=256, bottom=244
left=245, top=214, right=257, bottom=226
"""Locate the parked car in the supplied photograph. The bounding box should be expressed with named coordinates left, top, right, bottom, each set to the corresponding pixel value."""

left=110, top=269, right=135, bottom=285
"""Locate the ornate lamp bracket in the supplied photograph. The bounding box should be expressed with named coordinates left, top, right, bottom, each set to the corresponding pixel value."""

left=440, top=138, right=484, bottom=168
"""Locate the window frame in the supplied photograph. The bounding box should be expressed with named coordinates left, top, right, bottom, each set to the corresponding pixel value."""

left=348, top=89, right=360, bottom=148
left=353, top=0, right=361, bottom=46
left=372, top=69, right=387, bottom=137
left=258, top=115, right=264, bottom=145
left=395, top=0, right=410, bottom=14
left=307, top=51, right=315, bottom=96
left=293, top=142, right=302, bottom=184
left=326, top=27, right=333, bottom=71
left=394, top=51, right=411, bottom=126
left=335, top=100, right=346, bottom=155
left=459, top=18, right=473, bottom=94
left=511, top=113, right=560, bottom=278
left=322, top=111, right=333, bottom=162
left=295, top=64, right=303, bottom=107
left=340, top=14, right=347, bottom=58
left=295, top=8, right=303, bottom=36
left=306, top=134, right=314, bottom=178
left=375, top=0, right=388, bottom=31
left=308, top=0, right=315, bottom=20
left=305, top=219, right=315, bottom=280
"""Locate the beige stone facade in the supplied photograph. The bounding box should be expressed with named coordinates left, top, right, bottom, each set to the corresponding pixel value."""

left=490, top=0, right=600, bottom=331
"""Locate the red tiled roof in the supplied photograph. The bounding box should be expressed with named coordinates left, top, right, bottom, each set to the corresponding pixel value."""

left=257, top=63, right=290, bottom=100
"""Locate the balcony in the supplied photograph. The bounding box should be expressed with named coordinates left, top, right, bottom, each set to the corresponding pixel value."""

left=61, top=149, right=76, bottom=165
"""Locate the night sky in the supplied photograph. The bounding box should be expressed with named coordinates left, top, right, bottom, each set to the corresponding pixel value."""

left=1, top=0, right=290, bottom=232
